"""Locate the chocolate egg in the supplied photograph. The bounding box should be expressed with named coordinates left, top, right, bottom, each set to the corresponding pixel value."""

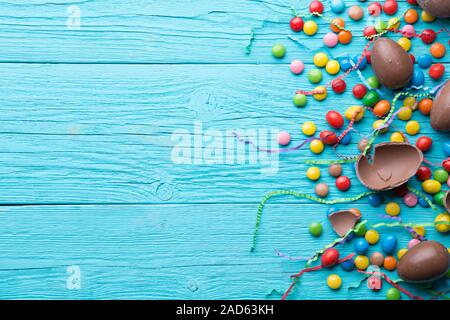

left=444, top=190, right=450, bottom=213
left=371, top=38, right=413, bottom=89
left=397, top=241, right=449, bottom=283
left=430, top=80, right=450, bottom=131
left=417, top=0, right=450, bottom=18
left=328, top=210, right=361, bottom=237
left=356, top=142, right=423, bottom=191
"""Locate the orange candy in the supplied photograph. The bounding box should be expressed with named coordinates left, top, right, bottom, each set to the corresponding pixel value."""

left=383, top=256, right=397, bottom=271
left=419, top=98, right=433, bottom=115
left=373, top=100, right=391, bottom=117
left=330, top=18, right=345, bottom=33
left=404, top=9, right=419, bottom=24
left=338, top=30, right=352, bottom=44
left=430, top=42, right=446, bottom=58
left=349, top=208, right=362, bottom=218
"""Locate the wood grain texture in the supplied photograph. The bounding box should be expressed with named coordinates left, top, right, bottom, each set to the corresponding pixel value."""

left=0, top=0, right=448, bottom=300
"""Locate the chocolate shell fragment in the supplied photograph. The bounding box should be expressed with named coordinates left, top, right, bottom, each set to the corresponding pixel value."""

left=328, top=210, right=361, bottom=237
left=430, top=80, right=450, bottom=132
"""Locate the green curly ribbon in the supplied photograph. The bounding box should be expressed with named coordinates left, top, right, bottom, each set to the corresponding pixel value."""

left=372, top=221, right=450, bottom=229
left=407, top=186, right=443, bottom=213
left=251, top=190, right=375, bottom=251
left=304, top=157, right=358, bottom=165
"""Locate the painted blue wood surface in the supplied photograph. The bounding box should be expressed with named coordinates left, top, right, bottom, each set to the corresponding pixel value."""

left=0, top=0, right=448, bottom=299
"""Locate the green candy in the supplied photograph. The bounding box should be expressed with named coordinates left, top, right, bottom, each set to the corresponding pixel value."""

left=272, top=44, right=286, bottom=59
left=433, top=191, right=446, bottom=206
left=386, top=288, right=401, bottom=300
left=354, top=221, right=367, bottom=237
left=293, top=94, right=307, bottom=107
left=309, top=222, right=323, bottom=237
left=367, top=76, right=379, bottom=89
left=433, top=169, right=449, bottom=184
left=308, top=69, right=323, bottom=84
left=375, top=20, right=387, bottom=33
left=363, top=90, right=379, bottom=108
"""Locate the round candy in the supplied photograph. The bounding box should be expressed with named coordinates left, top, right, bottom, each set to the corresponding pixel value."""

left=353, top=55, right=367, bottom=70
left=321, top=248, right=340, bottom=267
left=434, top=191, right=446, bottom=206
left=363, top=90, right=379, bottom=107
left=306, top=166, right=321, bottom=181
left=391, top=132, right=405, bottom=143
left=329, top=164, right=342, bottom=177
left=368, top=193, right=383, bottom=207
left=338, top=57, right=352, bottom=71
left=309, top=221, right=323, bottom=237
left=330, top=18, right=345, bottom=33
left=365, top=229, right=380, bottom=245
left=315, top=183, right=329, bottom=198
left=434, top=169, right=449, bottom=183
left=354, top=238, right=370, bottom=254
left=345, top=106, right=364, bottom=121
left=302, top=121, right=316, bottom=136
left=331, top=0, right=346, bottom=13
left=404, top=9, right=418, bottom=24
left=393, top=183, right=409, bottom=197
left=354, top=222, right=367, bottom=237
left=385, top=202, right=400, bottom=216
left=410, top=67, right=425, bottom=87
left=383, top=256, right=397, bottom=271
left=310, top=139, right=324, bottom=154
left=443, top=158, right=450, bottom=172
left=320, top=130, right=338, bottom=145
left=336, top=176, right=351, bottom=191
left=398, top=37, right=412, bottom=52
left=417, top=54, right=432, bottom=69
left=401, top=25, right=415, bottom=38
left=373, top=100, right=390, bottom=117
left=331, top=78, right=346, bottom=94
left=375, top=20, right=387, bottom=33
left=408, top=239, right=421, bottom=249
left=370, top=252, right=385, bottom=266
left=416, top=136, right=432, bottom=152
left=418, top=196, right=430, bottom=208
left=403, top=192, right=418, bottom=207
left=403, top=96, right=416, bottom=108
left=435, top=214, right=450, bottom=233
left=368, top=2, right=382, bottom=16
left=327, top=274, right=342, bottom=290
left=429, top=63, right=445, bottom=79
left=277, top=131, right=291, bottom=146
left=412, top=226, right=426, bottom=239
left=348, top=5, right=364, bottom=21
left=304, top=20, right=318, bottom=36
left=367, top=76, right=379, bottom=89
left=422, top=179, right=441, bottom=194
left=388, top=17, right=400, bottom=30
left=314, top=52, right=329, bottom=68
left=397, top=249, right=408, bottom=260
left=313, top=86, right=327, bottom=101
left=354, top=255, right=369, bottom=270
left=364, top=26, right=377, bottom=38
left=340, top=131, right=352, bottom=145
left=405, top=120, right=420, bottom=135
left=430, top=42, right=446, bottom=59
left=358, top=138, right=370, bottom=153
left=421, top=10, right=435, bottom=22
left=374, top=119, right=387, bottom=133
left=326, top=111, right=344, bottom=129
left=398, top=107, right=412, bottom=121
left=383, top=0, right=398, bottom=15
left=293, top=93, right=307, bottom=107
left=326, top=60, right=340, bottom=75
left=323, top=32, right=338, bottom=48
left=352, top=84, right=367, bottom=99
left=308, top=69, right=323, bottom=84
left=380, top=234, right=397, bottom=254
left=290, top=59, right=304, bottom=75
left=442, top=140, right=450, bottom=157
left=290, top=17, right=304, bottom=32
left=421, top=29, right=437, bottom=44
left=416, top=166, right=432, bottom=181
left=340, top=258, right=355, bottom=271
left=309, top=0, right=324, bottom=14
left=386, top=288, right=401, bottom=300
left=338, top=30, right=352, bottom=44
left=272, top=44, right=286, bottom=58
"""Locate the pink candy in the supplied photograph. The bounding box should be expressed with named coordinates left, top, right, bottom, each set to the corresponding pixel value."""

left=323, top=32, right=339, bottom=48
left=403, top=192, right=418, bottom=207
left=290, top=60, right=304, bottom=75
left=402, top=25, right=416, bottom=39
left=408, top=238, right=421, bottom=249
left=278, top=131, right=291, bottom=146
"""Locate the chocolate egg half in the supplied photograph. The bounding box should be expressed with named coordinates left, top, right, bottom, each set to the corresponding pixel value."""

left=328, top=210, right=361, bottom=237
left=356, top=142, right=423, bottom=191
left=444, top=190, right=450, bottom=213
left=371, top=38, right=413, bottom=89
left=417, top=0, right=450, bottom=18
left=430, top=81, right=450, bottom=131
left=397, top=241, right=449, bottom=283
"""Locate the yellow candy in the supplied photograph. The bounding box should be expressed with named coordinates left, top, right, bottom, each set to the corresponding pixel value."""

left=306, top=166, right=321, bottom=181
left=314, top=52, right=329, bottom=68
left=354, top=255, right=369, bottom=270
left=325, top=60, right=340, bottom=75
left=388, top=18, right=400, bottom=30
left=385, top=202, right=401, bottom=216
left=405, top=120, right=420, bottom=135
left=435, top=214, right=450, bottom=233
left=304, top=20, right=318, bottom=36
left=398, top=107, right=412, bottom=121
left=422, top=179, right=442, bottom=194
left=398, top=37, right=411, bottom=52
left=373, top=119, right=387, bottom=133
left=313, top=86, right=327, bottom=101
left=397, top=249, right=408, bottom=260
left=421, top=11, right=435, bottom=22
left=345, top=106, right=365, bottom=122
left=365, top=229, right=380, bottom=245
left=302, top=121, right=316, bottom=136
left=327, top=274, right=342, bottom=290
left=310, top=139, right=324, bottom=154
left=403, top=96, right=416, bottom=108
left=390, top=132, right=405, bottom=143
left=413, top=226, right=426, bottom=238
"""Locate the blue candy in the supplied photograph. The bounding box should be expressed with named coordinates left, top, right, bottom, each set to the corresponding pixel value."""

left=354, top=238, right=370, bottom=254
left=410, top=66, right=425, bottom=87
left=380, top=234, right=398, bottom=254
left=331, top=0, right=346, bottom=13
left=340, top=131, right=352, bottom=145
left=339, top=57, right=353, bottom=72
left=353, top=55, right=367, bottom=70
left=417, top=54, right=432, bottom=69
left=442, top=140, right=450, bottom=157
left=418, top=196, right=430, bottom=208
left=368, top=193, right=383, bottom=207
left=341, top=258, right=355, bottom=271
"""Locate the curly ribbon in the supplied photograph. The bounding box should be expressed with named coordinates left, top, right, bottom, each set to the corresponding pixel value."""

left=407, top=186, right=442, bottom=213
left=377, top=214, right=426, bottom=241
left=348, top=275, right=369, bottom=292
left=304, top=157, right=358, bottom=165
left=251, top=190, right=374, bottom=251
left=334, top=109, right=360, bottom=150
left=371, top=221, right=450, bottom=230
left=427, top=288, right=450, bottom=300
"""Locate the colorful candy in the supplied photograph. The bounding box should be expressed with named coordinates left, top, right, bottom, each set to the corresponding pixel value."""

left=329, top=164, right=343, bottom=177
left=385, top=202, right=401, bottom=216
left=354, top=238, right=370, bottom=254
left=365, top=229, right=380, bottom=244
left=331, top=0, right=346, bottom=14
left=434, top=169, right=449, bottom=183
left=326, top=111, right=344, bottom=129
left=345, top=106, right=364, bottom=121
left=331, top=79, right=346, bottom=94
left=302, top=121, right=316, bottom=136
left=323, top=32, right=338, bottom=48
left=417, top=54, right=432, bottom=69
left=310, top=139, right=324, bottom=154
left=304, top=20, right=318, bottom=36
left=403, top=192, right=418, bottom=207
left=352, top=84, right=367, bottom=99
left=434, top=214, right=450, bottom=233
left=293, top=93, right=307, bottom=107
left=315, top=183, right=329, bottom=198
left=348, top=5, right=364, bottom=21
left=313, top=86, right=327, bottom=101
left=309, top=221, right=323, bottom=237
left=326, top=60, right=340, bottom=75
left=277, top=131, right=291, bottom=146
left=307, top=166, right=321, bottom=181
left=380, top=234, right=398, bottom=254
left=386, top=288, right=401, bottom=300
left=314, top=52, right=329, bottom=68
left=416, top=166, right=432, bottom=181
left=340, top=258, right=355, bottom=271
left=368, top=193, right=383, bottom=207
left=405, top=120, right=420, bottom=135
left=271, top=44, right=286, bottom=58
left=416, top=136, right=432, bottom=152
left=308, top=69, right=323, bottom=84
left=370, top=252, right=385, bottom=266
left=429, top=63, right=445, bottom=79
left=290, top=60, right=304, bottom=75
left=327, top=274, right=342, bottom=290
left=321, top=248, right=340, bottom=267
left=336, top=176, right=351, bottom=191
left=422, top=179, right=441, bottom=194
left=430, top=42, right=446, bottom=58
left=354, top=255, right=369, bottom=270
left=290, top=17, right=304, bottom=32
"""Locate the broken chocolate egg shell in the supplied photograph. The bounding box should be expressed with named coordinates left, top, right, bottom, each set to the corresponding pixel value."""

left=328, top=210, right=361, bottom=237
left=430, top=80, right=450, bottom=132
left=417, top=0, right=450, bottom=18
left=444, top=190, right=450, bottom=213
left=356, top=142, right=423, bottom=191
left=371, top=38, right=413, bottom=89
left=397, top=241, right=449, bottom=283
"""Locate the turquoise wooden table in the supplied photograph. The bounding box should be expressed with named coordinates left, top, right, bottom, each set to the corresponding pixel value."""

left=0, top=0, right=448, bottom=300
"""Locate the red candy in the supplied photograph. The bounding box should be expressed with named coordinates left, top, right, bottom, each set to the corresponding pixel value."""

left=365, top=51, right=372, bottom=64
left=332, top=78, right=347, bottom=94
left=429, top=63, right=445, bottom=79
left=416, top=166, right=432, bottom=181
left=336, top=176, right=351, bottom=191
left=320, top=130, right=338, bottom=145
left=383, top=0, right=398, bottom=15
left=309, top=0, right=324, bottom=14
left=364, top=26, right=377, bottom=38
left=407, top=0, right=417, bottom=4
left=393, top=183, right=409, bottom=197
left=290, top=17, right=304, bottom=32
left=321, top=248, right=340, bottom=267
left=326, top=110, right=345, bottom=129
left=368, top=2, right=382, bottom=16
left=442, top=158, right=450, bottom=172
left=416, top=136, right=433, bottom=152
left=409, top=54, right=415, bottom=64
left=421, top=29, right=436, bottom=45
left=353, top=84, right=367, bottom=99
